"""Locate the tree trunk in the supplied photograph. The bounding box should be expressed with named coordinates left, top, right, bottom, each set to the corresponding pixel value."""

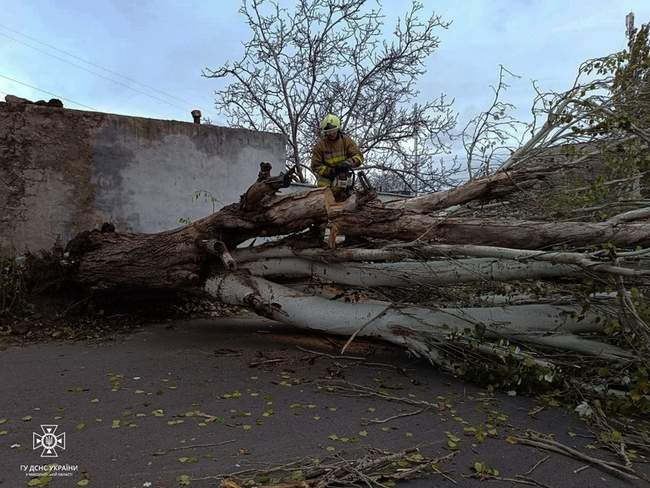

left=385, top=167, right=552, bottom=212
left=240, top=257, right=582, bottom=287
left=205, top=273, right=633, bottom=361
left=64, top=179, right=650, bottom=290
left=333, top=207, right=650, bottom=249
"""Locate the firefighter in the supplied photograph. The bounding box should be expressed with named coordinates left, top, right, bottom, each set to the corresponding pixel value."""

left=311, top=114, right=363, bottom=198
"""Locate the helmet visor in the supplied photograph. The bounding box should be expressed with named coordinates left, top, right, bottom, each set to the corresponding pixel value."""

left=322, top=124, right=339, bottom=136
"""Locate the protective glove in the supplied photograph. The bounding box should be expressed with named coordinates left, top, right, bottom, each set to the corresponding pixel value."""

left=337, top=160, right=352, bottom=173
left=325, top=167, right=338, bottom=179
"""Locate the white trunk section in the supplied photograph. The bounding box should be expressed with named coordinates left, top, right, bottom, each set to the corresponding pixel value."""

left=240, top=257, right=580, bottom=287
left=205, top=274, right=632, bottom=361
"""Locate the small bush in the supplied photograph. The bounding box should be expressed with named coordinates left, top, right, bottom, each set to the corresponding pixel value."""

left=0, top=249, right=27, bottom=318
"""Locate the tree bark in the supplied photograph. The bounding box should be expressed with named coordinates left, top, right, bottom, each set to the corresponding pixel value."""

left=63, top=180, right=650, bottom=290
left=385, top=167, right=551, bottom=212
left=333, top=207, right=650, bottom=249
left=205, top=273, right=633, bottom=361
left=240, top=257, right=581, bottom=287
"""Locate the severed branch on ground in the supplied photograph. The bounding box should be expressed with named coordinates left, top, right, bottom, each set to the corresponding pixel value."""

left=207, top=448, right=457, bottom=488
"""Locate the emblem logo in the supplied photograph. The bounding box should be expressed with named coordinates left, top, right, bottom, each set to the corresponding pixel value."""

left=33, top=425, right=66, bottom=457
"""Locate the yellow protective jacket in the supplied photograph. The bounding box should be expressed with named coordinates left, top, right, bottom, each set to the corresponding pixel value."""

left=310, top=133, right=363, bottom=186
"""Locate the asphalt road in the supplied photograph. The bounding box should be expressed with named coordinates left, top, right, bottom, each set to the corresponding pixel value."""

left=0, top=317, right=646, bottom=487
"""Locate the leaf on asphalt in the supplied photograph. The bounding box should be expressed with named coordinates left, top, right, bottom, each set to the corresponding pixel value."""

left=0, top=418, right=6, bottom=424
left=221, top=391, right=242, bottom=399
left=27, top=474, right=52, bottom=486
left=177, top=474, right=191, bottom=486
left=358, top=430, right=368, bottom=437
left=445, top=432, right=460, bottom=442
left=76, top=423, right=85, bottom=431
left=151, top=409, right=164, bottom=417
left=77, top=479, right=89, bottom=486
left=0, top=430, right=7, bottom=436
left=22, top=415, right=32, bottom=422
left=112, top=420, right=121, bottom=429
left=178, top=456, right=198, bottom=464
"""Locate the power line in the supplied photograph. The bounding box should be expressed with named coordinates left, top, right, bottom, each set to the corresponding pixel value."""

left=0, top=73, right=98, bottom=111
left=0, top=30, right=192, bottom=112
left=0, top=23, right=197, bottom=108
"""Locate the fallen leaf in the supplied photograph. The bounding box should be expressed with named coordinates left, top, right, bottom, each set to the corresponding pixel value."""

left=177, top=474, right=191, bottom=486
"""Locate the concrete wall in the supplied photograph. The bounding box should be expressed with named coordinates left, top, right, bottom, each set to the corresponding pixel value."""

left=0, top=102, right=286, bottom=252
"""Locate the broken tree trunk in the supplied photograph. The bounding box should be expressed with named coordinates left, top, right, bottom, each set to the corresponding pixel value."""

left=64, top=185, right=338, bottom=289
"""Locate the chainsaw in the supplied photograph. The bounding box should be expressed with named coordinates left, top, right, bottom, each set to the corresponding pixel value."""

left=331, top=163, right=356, bottom=190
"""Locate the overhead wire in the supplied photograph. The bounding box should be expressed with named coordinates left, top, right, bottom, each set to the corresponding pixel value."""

left=0, top=30, right=191, bottom=112
left=0, top=23, right=197, bottom=107
left=0, top=73, right=99, bottom=111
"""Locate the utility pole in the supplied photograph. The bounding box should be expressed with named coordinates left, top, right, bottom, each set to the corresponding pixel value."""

left=412, top=105, right=420, bottom=196
left=626, top=11, right=635, bottom=44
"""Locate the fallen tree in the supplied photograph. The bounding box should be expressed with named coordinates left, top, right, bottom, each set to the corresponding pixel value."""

left=47, top=158, right=649, bottom=461
left=25, top=25, right=650, bottom=469
left=57, top=163, right=649, bottom=366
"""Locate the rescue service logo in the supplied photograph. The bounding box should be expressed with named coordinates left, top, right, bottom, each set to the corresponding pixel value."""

left=33, top=424, right=66, bottom=457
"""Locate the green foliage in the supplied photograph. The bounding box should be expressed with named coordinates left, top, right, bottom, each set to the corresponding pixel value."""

left=544, top=25, right=650, bottom=219
left=472, top=461, right=499, bottom=479
left=544, top=138, right=649, bottom=220
left=441, top=326, right=558, bottom=395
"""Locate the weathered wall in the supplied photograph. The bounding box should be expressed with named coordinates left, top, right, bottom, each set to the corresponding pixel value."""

left=0, top=103, right=286, bottom=252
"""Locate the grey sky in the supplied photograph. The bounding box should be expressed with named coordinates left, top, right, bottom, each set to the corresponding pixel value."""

left=2, top=1, right=649, bottom=132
